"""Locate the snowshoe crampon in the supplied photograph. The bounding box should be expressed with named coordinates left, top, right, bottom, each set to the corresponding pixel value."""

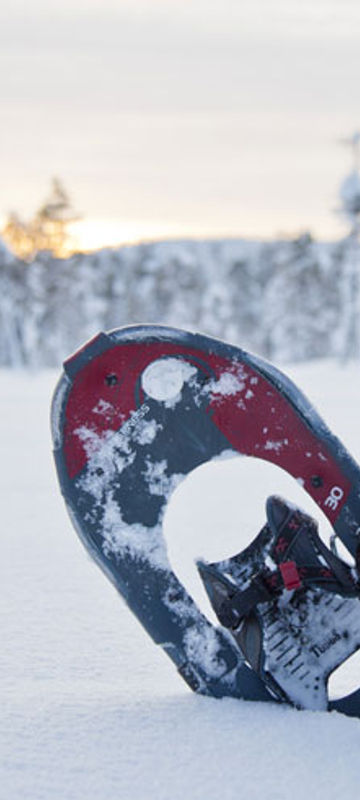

left=51, top=325, right=360, bottom=717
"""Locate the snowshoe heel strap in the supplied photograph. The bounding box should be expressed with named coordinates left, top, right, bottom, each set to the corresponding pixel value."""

left=216, top=574, right=274, bottom=629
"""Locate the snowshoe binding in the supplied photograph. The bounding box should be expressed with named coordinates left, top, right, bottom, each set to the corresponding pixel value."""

left=198, top=496, right=360, bottom=711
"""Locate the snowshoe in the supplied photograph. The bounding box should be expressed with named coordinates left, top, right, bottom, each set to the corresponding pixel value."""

left=51, top=324, right=360, bottom=717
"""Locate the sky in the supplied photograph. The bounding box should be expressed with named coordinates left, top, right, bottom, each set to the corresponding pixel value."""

left=1, top=0, right=360, bottom=249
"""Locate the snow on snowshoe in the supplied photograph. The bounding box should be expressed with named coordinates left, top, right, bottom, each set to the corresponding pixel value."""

left=51, top=324, right=360, bottom=717
left=198, top=496, right=360, bottom=711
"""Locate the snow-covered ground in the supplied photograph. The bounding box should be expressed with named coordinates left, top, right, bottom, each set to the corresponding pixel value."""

left=2, top=361, right=360, bottom=800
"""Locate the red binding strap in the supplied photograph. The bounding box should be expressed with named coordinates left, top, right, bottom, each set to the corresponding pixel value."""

left=279, top=561, right=302, bottom=591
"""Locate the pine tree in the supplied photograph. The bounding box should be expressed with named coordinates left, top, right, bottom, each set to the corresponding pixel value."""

left=2, top=178, right=80, bottom=260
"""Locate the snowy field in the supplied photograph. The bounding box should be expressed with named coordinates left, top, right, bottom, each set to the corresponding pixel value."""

left=2, top=360, right=360, bottom=800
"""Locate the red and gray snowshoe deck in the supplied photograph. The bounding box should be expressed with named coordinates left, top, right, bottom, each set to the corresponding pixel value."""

left=51, top=325, right=360, bottom=717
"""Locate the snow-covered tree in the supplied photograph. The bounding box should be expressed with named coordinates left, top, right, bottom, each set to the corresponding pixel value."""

left=338, top=132, right=360, bottom=359
left=0, top=237, right=350, bottom=367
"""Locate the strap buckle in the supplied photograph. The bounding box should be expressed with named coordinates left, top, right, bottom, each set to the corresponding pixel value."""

left=279, top=561, right=302, bottom=591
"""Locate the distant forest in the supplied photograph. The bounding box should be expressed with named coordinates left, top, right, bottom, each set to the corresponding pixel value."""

left=0, top=232, right=359, bottom=367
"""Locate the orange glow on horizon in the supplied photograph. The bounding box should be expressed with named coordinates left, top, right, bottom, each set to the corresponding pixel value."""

left=67, top=218, right=197, bottom=252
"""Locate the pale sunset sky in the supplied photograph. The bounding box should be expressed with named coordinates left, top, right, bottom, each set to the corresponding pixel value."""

left=1, top=0, right=360, bottom=249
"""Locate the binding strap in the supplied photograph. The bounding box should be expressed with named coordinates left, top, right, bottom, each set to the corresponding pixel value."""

left=216, top=498, right=359, bottom=630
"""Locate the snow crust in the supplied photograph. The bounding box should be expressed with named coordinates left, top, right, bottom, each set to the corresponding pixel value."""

left=2, top=363, right=360, bottom=799
left=142, top=357, right=197, bottom=404
left=206, top=371, right=245, bottom=397
left=74, top=404, right=183, bottom=571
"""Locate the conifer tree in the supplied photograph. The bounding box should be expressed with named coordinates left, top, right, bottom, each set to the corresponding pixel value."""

left=2, top=178, right=79, bottom=260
